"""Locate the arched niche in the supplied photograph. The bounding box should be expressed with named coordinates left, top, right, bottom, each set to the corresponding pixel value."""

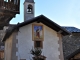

left=27, top=4, right=33, bottom=13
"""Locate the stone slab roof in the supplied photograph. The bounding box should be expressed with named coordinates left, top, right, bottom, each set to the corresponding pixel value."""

left=62, top=27, right=80, bottom=33
left=67, top=48, right=80, bottom=59
left=62, top=27, right=80, bottom=60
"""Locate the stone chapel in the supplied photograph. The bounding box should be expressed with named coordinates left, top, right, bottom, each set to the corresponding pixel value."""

left=2, top=0, right=70, bottom=60
left=1, top=0, right=80, bottom=60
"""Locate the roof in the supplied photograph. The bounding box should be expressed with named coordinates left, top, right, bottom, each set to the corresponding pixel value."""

left=67, top=48, right=80, bottom=59
left=63, top=27, right=80, bottom=33
left=2, top=15, right=70, bottom=42
left=25, top=0, right=34, bottom=3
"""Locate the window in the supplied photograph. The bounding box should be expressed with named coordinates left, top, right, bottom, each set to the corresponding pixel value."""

left=34, top=41, right=43, bottom=48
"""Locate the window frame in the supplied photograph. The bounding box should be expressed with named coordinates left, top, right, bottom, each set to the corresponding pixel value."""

left=34, top=41, right=43, bottom=48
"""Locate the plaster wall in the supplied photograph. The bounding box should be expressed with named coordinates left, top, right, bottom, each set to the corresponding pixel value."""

left=16, top=23, right=62, bottom=60
left=4, top=33, right=13, bottom=60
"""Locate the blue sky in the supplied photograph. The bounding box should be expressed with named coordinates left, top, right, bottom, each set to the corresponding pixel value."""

left=10, top=0, right=80, bottom=28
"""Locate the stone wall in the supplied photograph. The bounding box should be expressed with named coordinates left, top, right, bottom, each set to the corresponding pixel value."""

left=0, top=26, right=9, bottom=48
left=0, top=30, right=5, bottom=49
left=62, top=33, right=80, bottom=60
left=0, top=28, right=6, bottom=59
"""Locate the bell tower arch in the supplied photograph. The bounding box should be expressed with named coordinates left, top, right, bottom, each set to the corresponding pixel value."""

left=27, top=4, right=33, bottom=13
left=24, top=0, right=35, bottom=21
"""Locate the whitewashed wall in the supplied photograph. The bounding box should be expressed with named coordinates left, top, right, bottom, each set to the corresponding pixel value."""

left=16, top=23, right=60, bottom=60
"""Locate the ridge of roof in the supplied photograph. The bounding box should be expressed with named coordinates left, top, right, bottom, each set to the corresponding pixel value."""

left=2, top=15, right=71, bottom=42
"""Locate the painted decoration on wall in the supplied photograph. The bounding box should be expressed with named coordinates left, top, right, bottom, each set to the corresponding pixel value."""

left=32, top=24, right=44, bottom=41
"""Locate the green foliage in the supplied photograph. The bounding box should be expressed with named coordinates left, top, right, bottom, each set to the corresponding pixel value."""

left=30, top=48, right=42, bottom=56
left=30, top=48, right=45, bottom=60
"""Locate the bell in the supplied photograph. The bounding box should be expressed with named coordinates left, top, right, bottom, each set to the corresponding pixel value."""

left=28, top=8, right=32, bottom=13
left=27, top=9, right=30, bottom=12
left=28, top=6, right=32, bottom=11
